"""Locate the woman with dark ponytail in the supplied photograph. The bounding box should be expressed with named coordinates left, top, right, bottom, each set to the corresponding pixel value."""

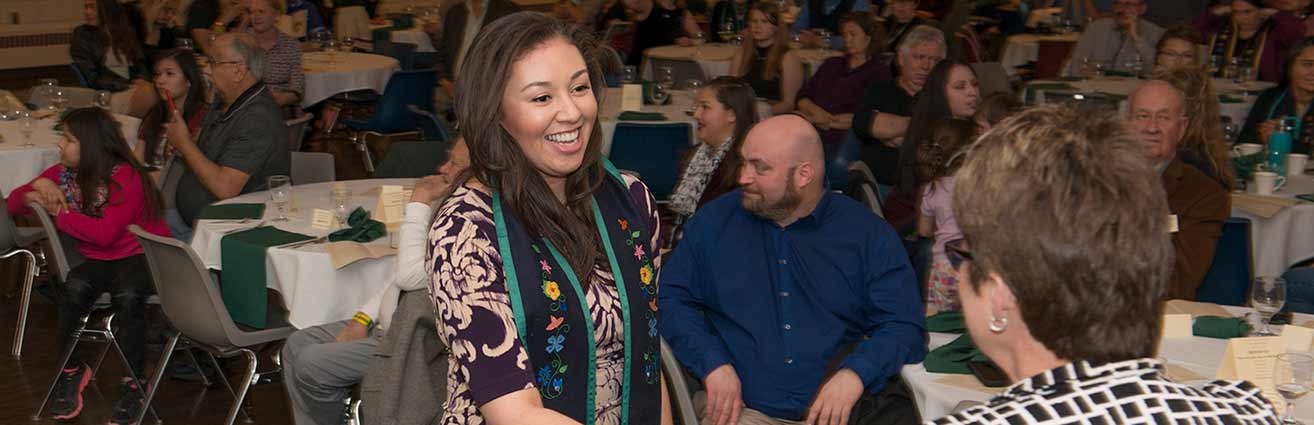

left=914, top=118, right=974, bottom=314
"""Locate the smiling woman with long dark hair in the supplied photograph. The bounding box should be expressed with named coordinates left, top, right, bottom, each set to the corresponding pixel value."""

left=6, top=108, right=171, bottom=424
left=425, top=12, right=670, bottom=425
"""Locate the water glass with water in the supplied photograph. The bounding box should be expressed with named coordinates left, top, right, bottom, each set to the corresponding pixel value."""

left=1251, top=276, right=1286, bottom=336
left=330, top=184, right=351, bottom=228
left=19, top=110, right=34, bottom=147
left=1277, top=352, right=1312, bottom=424
left=93, top=90, right=112, bottom=109
left=269, top=175, right=292, bottom=221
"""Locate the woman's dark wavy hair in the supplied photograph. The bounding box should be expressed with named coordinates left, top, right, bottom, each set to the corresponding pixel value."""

left=898, top=58, right=973, bottom=196
left=915, top=118, right=975, bottom=191
left=92, top=0, right=145, bottom=64
left=696, top=76, right=757, bottom=196
left=140, top=49, right=207, bottom=162
left=60, top=108, right=162, bottom=220
left=454, top=12, right=609, bottom=280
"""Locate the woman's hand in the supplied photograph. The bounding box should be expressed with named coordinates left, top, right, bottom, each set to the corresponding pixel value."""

left=28, top=178, right=67, bottom=214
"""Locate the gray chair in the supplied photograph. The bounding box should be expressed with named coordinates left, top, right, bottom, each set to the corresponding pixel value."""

left=286, top=113, right=315, bottom=152
left=661, top=338, right=700, bottom=425
left=4, top=197, right=43, bottom=358
left=129, top=225, right=296, bottom=425
left=15, top=201, right=81, bottom=359
left=845, top=163, right=884, bottom=218
left=292, top=151, right=336, bottom=184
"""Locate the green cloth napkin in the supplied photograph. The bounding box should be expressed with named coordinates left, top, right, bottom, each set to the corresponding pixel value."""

left=328, top=207, right=385, bottom=243
left=1220, top=94, right=1245, bottom=104
left=618, top=111, right=668, bottom=121
left=1193, top=316, right=1252, bottom=339
left=1233, top=152, right=1265, bottom=183
left=924, top=334, right=989, bottom=374
left=925, top=311, right=966, bottom=334
left=199, top=203, right=266, bottom=220
left=220, top=226, right=314, bottom=328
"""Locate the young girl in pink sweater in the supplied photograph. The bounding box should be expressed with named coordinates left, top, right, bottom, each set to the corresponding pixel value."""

left=7, top=107, right=170, bottom=424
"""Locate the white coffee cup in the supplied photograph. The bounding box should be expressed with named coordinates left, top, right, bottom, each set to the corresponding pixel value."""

left=1234, top=143, right=1265, bottom=157
left=1255, top=171, right=1287, bottom=195
left=1288, top=153, right=1309, bottom=177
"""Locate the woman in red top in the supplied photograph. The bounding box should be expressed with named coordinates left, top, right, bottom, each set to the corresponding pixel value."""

left=7, top=107, right=170, bottom=425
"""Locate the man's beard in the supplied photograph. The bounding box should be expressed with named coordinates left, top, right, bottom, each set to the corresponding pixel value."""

left=742, top=174, right=803, bottom=222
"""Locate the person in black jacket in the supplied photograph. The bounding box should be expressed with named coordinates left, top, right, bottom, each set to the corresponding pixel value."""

left=72, top=0, right=158, bottom=117
left=424, top=0, right=520, bottom=110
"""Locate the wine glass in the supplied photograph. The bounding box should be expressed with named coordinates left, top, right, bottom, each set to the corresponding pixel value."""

left=816, top=28, right=832, bottom=51
left=323, top=39, right=340, bottom=63
left=692, top=31, right=706, bottom=54
left=719, top=21, right=735, bottom=44
left=268, top=175, right=292, bottom=221
left=93, top=90, right=112, bottom=109
left=652, top=82, right=670, bottom=104
left=1251, top=276, right=1286, bottom=336
left=658, top=66, right=675, bottom=86
left=330, top=184, right=351, bottom=228
left=622, top=65, right=637, bottom=84
left=51, top=88, right=67, bottom=111
left=339, top=36, right=356, bottom=53
left=1276, top=352, right=1313, bottom=424
left=19, top=110, right=34, bottom=147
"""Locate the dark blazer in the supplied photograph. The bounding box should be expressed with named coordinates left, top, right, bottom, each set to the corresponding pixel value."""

left=433, top=0, right=520, bottom=81
left=1163, top=158, right=1231, bottom=301
left=70, top=25, right=149, bottom=92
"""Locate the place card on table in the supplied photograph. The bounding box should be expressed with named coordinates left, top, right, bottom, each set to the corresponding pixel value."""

left=374, top=185, right=406, bottom=230
left=327, top=241, right=397, bottom=269
left=310, top=208, right=336, bottom=230
left=1216, top=336, right=1285, bottom=414
left=1161, top=314, right=1192, bottom=339
left=621, top=84, right=644, bottom=112
left=1282, top=325, right=1314, bottom=352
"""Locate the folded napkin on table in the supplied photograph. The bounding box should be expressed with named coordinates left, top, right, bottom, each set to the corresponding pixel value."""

left=199, top=203, right=266, bottom=220
left=926, top=311, right=966, bottom=334
left=924, top=334, right=989, bottom=374
left=1193, top=316, right=1251, bottom=339
left=329, top=207, right=386, bottom=243
left=220, top=226, right=315, bottom=328
left=618, top=111, right=668, bottom=121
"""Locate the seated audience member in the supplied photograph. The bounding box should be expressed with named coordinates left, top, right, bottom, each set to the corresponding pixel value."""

left=731, top=2, right=803, bottom=114
left=1061, top=0, right=1107, bottom=26
left=73, top=0, right=158, bottom=117
left=1276, top=0, right=1314, bottom=36
left=425, top=0, right=518, bottom=104
left=796, top=12, right=890, bottom=147
left=853, top=25, right=944, bottom=190
left=137, top=49, right=209, bottom=169
left=889, top=59, right=978, bottom=233
left=883, top=0, right=926, bottom=56
left=611, top=0, right=702, bottom=66
left=134, top=0, right=183, bottom=59
left=791, top=0, right=872, bottom=48
left=7, top=108, right=171, bottom=425
left=1155, top=25, right=1205, bottom=70
left=916, top=119, right=974, bottom=314
left=709, top=0, right=751, bottom=42
left=551, top=0, right=586, bottom=24
left=245, top=0, right=305, bottom=109
left=1152, top=66, right=1236, bottom=189
left=162, top=33, right=291, bottom=241
left=186, top=0, right=247, bottom=55
left=1127, top=80, right=1229, bottom=300
left=1063, top=0, right=1163, bottom=77
left=662, top=115, right=925, bottom=425
left=972, top=91, right=1019, bottom=134
left=1194, top=0, right=1304, bottom=83
left=1240, top=38, right=1314, bottom=152
left=286, top=0, right=328, bottom=36
left=928, top=104, right=1281, bottom=425
left=670, top=77, right=758, bottom=228
left=283, top=139, right=469, bottom=425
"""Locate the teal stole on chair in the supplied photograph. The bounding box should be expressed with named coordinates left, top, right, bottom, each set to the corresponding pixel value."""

left=491, top=162, right=661, bottom=425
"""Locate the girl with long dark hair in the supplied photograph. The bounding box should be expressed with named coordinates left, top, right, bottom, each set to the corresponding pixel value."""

left=426, top=12, right=670, bottom=425
left=731, top=2, right=803, bottom=114
left=72, top=0, right=159, bottom=117
left=137, top=49, right=208, bottom=169
left=6, top=108, right=171, bottom=425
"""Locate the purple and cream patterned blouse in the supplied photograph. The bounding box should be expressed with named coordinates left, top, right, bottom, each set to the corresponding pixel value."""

left=426, top=175, right=662, bottom=425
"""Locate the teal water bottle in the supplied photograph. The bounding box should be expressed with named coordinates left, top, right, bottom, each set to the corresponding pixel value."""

left=1267, top=116, right=1297, bottom=176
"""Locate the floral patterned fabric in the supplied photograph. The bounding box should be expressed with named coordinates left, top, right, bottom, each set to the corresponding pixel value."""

left=426, top=175, right=661, bottom=425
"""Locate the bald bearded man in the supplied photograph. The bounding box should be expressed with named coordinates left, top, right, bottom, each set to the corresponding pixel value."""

left=661, top=115, right=925, bottom=425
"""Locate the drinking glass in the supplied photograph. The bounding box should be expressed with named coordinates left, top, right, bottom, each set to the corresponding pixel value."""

left=685, top=78, right=703, bottom=92
left=1252, top=276, right=1287, bottom=336
left=268, top=175, right=292, bottom=221
left=658, top=66, right=676, bottom=87
left=1222, top=117, right=1239, bottom=144
left=323, top=40, right=340, bottom=63
left=19, top=110, right=34, bottom=147
left=1277, top=352, right=1313, bottom=424
left=719, top=21, right=735, bottom=44
left=177, top=38, right=195, bottom=51
left=51, top=88, right=67, bottom=111
left=622, top=65, right=637, bottom=84
left=330, top=184, right=351, bottom=227
left=651, top=82, right=670, bottom=104
left=93, top=90, right=112, bottom=109
left=339, top=36, right=356, bottom=53
left=816, top=28, right=832, bottom=51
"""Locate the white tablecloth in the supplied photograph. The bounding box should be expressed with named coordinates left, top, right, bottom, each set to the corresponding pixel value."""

left=190, top=178, right=416, bottom=329
left=0, top=112, right=140, bottom=194
left=642, top=44, right=843, bottom=80
left=1026, top=77, right=1275, bottom=124
left=301, top=52, right=401, bottom=107
left=1235, top=174, right=1314, bottom=277
left=903, top=305, right=1314, bottom=422
left=999, top=33, right=1081, bottom=77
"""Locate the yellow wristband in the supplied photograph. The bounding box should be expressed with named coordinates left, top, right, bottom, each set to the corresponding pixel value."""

left=352, top=312, right=373, bottom=327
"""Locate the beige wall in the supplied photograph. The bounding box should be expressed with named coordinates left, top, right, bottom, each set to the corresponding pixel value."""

left=0, top=0, right=83, bottom=25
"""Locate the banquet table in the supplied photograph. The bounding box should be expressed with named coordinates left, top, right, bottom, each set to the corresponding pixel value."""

left=1024, top=77, right=1275, bottom=124
left=598, top=87, right=773, bottom=154
left=1234, top=173, right=1314, bottom=278
left=902, top=304, right=1314, bottom=422
left=0, top=111, right=140, bottom=194
left=642, top=44, right=843, bottom=80
left=301, top=51, right=402, bottom=107
left=190, top=178, right=415, bottom=329
left=999, top=32, right=1081, bottom=77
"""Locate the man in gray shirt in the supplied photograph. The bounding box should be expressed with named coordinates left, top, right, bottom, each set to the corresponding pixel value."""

left=1062, top=0, right=1164, bottom=77
left=163, top=32, right=290, bottom=240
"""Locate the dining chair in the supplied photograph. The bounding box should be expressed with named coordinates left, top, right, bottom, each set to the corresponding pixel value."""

left=341, top=69, right=438, bottom=173
left=609, top=122, right=692, bottom=202
left=130, top=225, right=297, bottom=425
left=3, top=196, right=44, bottom=358
left=1197, top=218, right=1254, bottom=307
left=291, top=151, right=336, bottom=184
left=286, top=112, right=315, bottom=152
left=661, top=338, right=700, bottom=425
